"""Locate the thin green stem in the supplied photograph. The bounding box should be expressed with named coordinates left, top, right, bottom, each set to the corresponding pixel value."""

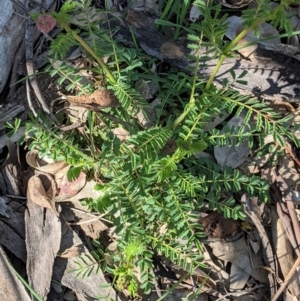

left=205, top=23, right=259, bottom=91
left=205, top=2, right=285, bottom=91
left=88, top=111, right=95, bottom=157
left=61, top=22, right=116, bottom=84
left=204, top=54, right=225, bottom=91
left=172, top=102, right=193, bottom=130
left=172, top=31, right=204, bottom=129
left=158, top=0, right=175, bottom=29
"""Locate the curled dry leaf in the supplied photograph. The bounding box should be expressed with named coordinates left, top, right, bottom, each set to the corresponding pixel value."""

left=56, top=171, right=86, bottom=198
left=27, top=176, right=58, bottom=216
left=26, top=150, right=68, bottom=174
left=54, top=164, right=71, bottom=180
left=55, top=180, right=104, bottom=202
left=64, top=88, right=120, bottom=110
left=200, top=211, right=241, bottom=240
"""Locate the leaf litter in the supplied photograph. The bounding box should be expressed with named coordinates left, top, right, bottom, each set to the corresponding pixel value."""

left=1, top=0, right=300, bottom=301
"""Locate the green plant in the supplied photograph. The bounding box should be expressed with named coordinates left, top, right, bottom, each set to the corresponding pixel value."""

left=5, top=117, right=22, bottom=137
left=24, top=0, right=300, bottom=298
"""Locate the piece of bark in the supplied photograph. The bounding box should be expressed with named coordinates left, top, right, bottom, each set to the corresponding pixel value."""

left=0, top=141, right=21, bottom=197
left=270, top=207, right=300, bottom=299
left=52, top=219, right=120, bottom=301
left=275, top=172, right=300, bottom=253
left=0, top=103, right=25, bottom=131
left=0, top=199, right=26, bottom=239
left=25, top=200, right=62, bottom=300
left=0, top=246, right=31, bottom=301
left=0, top=220, right=26, bottom=262
left=103, top=9, right=300, bottom=103
left=241, top=195, right=277, bottom=299
left=0, top=0, right=56, bottom=94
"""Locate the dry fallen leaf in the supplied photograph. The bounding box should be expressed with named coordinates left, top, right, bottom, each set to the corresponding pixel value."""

left=214, top=110, right=250, bottom=168
left=56, top=171, right=86, bottom=198
left=64, top=89, right=120, bottom=110
left=112, top=127, right=130, bottom=141
left=27, top=176, right=58, bottom=216
left=55, top=180, right=104, bottom=202
left=271, top=208, right=300, bottom=298
left=209, top=237, right=268, bottom=285
left=58, top=244, right=84, bottom=258
left=26, top=150, right=68, bottom=174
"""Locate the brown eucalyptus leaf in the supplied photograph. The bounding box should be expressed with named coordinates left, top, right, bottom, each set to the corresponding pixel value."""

left=56, top=172, right=86, bottom=198
left=214, top=110, right=250, bottom=168
left=55, top=180, right=104, bottom=202
left=200, top=211, right=241, bottom=240
left=26, top=150, right=68, bottom=174
left=54, top=164, right=71, bottom=180
left=27, top=176, right=58, bottom=216
left=271, top=208, right=300, bottom=298
left=112, top=127, right=130, bottom=141
left=64, top=88, right=120, bottom=110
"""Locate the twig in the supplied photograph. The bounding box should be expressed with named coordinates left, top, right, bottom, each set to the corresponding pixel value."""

left=59, top=122, right=84, bottom=132
left=26, top=78, right=37, bottom=117
left=61, top=205, right=113, bottom=224
left=275, top=172, right=300, bottom=252
left=25, top=21, right=50, bottom=114
left=5, top=195, right=27, bottom=199
left=67, top=217, right=102, bottom=226
left=13, top=201, right=28, bottom=212
left=272, top=188, right=300, bottom=257
left=282, top=141, right=300, bottom=169
left=213, top=285, right=264, bottom=301
left=25, top=19, right=60, bottom=125
left=240, top=194, right=277, bottom=299
left=271, top=256, right=300, bottom=301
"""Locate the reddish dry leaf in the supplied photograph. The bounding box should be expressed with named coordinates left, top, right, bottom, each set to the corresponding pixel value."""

left=27, top=175, right=58, bottom=216
left=56, top=171, right=86, bottom=197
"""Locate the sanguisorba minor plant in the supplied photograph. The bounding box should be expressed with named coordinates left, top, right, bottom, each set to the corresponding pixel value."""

left=24, top=0, right=300, bottom=297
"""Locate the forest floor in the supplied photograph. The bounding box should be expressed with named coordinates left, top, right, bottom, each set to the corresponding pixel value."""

left=1, top=1, right=300, bottom=301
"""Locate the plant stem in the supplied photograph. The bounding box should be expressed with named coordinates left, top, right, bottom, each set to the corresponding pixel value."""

left=205, top=2, right=284, bottom=91
left=172, top=31, right=204, bottom=129
left=61, top=22, right=116, bottom=84
left=205, top=24, right=257, bottom=91
left=172, top=102, right=193, bottom=130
